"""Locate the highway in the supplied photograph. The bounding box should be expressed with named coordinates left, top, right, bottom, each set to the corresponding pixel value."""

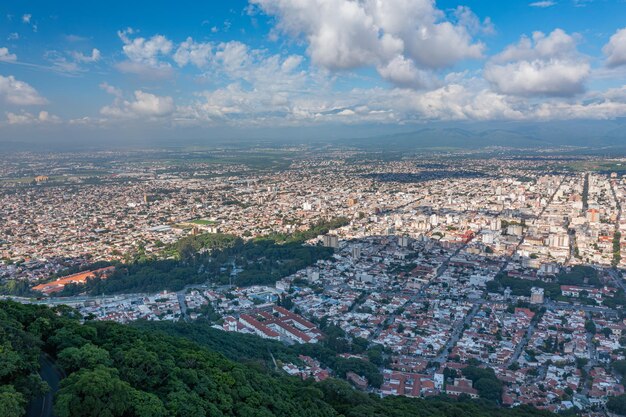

left=26, top=355, right=63, bottom=417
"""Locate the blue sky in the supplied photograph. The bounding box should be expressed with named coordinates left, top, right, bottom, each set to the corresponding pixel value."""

left=2, top=0, right=626, bottom=139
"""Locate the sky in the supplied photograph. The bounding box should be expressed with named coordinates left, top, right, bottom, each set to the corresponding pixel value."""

left=2, top=0, right=626, bottom=143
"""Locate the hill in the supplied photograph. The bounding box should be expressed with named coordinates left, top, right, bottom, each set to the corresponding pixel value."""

left=0, top=300, right=556, bottom=417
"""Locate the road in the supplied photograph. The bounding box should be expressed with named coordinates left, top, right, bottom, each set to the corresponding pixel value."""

left=177, top=291, right=190, bottom=322
left=609, top=178, right=624, bottom=287
left=505, top=315, right=538, bottom=368
left=26, top=355, right=63, bottom=417
left=434, top=302, right=480, bottom=364
left=580, top=311, right=598, bottom=396
left=370, top=236, right=474, bottom=340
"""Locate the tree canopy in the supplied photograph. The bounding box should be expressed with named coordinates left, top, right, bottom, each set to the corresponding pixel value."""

left=0, top=300, right=557, bottom=417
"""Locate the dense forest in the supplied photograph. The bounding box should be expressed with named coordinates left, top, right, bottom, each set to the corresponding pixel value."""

left=55, top=218, right=348, bottom=296
left=0, top=300, right=559, bottom=417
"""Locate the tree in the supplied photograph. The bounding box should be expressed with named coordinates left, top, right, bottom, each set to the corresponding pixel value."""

left=608, top=394, right=626, bottom=415
left=475, top=378, right=503, bottom=403
left=585, top=319, right=597, bottom=334
left=54, top=367, right=134, bottom=417
left=1, top=300, right=560, bottom=417
left=129, top=390, right=168, bottom=417
left=614, top=360, right=626, bottom=377
left=351, top=337, right=369, bottom=354
left=0, top=385, right=26, bottom=417
left=165, top=390, right=207, bottom=417
left=57, top=343, right=112, bottom=373
left=462, top=366, right=503, bottom=403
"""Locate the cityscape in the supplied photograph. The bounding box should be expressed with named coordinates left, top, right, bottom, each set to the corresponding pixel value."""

left=3, top=149, right=626, bottom=416
left=4, top=0, right=626, bottom=416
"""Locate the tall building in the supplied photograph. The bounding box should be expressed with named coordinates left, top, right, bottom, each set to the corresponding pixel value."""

left=548, top=233, right=570, bottom=249
left=489, top=218, right=502, bottom=231
left=398, top=236, right=410, bottom=248
left=322, top=235, right=339, bottom=248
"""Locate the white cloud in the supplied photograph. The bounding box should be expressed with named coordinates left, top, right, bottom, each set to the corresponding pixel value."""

left=7, top=33, right=19, bottom=41
left=22, top=14, right=31, bottom=24
left=0, top=75, right=47, bottom=105
left=0, top=47, right=17, bottom=62
left=533, top=86, right=626, bottom=119
left=64, top=34, right=89, bottom=42
left=253, top=0, right=400, bottom=70
left=251, top=0, right=486, bottom=88
left=6, top=110, right=60, bottom=125
left=116, top=28, right=174, bottom=78
left=377, top=55, right=436, bottom=89
left=484, top=29, right=589, bottom=96
left=44, top=48, right=101, bottom=74
left=101, top=90, right=175, bottom=119
left=71, top=48, right=101, bottom=63
left=177, top=44, right=312, bottom=124
left=453, top=6, right=495, bottom=36
left=119, top=30, right=172, bottom=64
left=603, top=28, right=626, bottom=68
left=99, top=82, right=123, bottom=98
left=529, top=1, right=556, bottom=7
left=173, top=37, right=213, bottom=68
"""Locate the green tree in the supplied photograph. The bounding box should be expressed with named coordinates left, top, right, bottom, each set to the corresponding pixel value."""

left=608, top=394, right=626, bottom=415
left=614, top=360, right=626, bottom=377
left=0, top=385, right=26, bottom=417
left=57, top=343, right=112, bottom=373
left=54, top=367, right=134, bottom=417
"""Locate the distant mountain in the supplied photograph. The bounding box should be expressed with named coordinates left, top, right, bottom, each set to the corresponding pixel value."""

left=345, top=119, right=626, bottom=151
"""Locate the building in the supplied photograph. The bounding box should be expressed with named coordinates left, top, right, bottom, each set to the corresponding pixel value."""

left=530, top=287, right=545, bottom=304
left=587, top=209, right=600, bottom=223
left=323, top=235, right=339, bottom=248
left=32, top=266, right=115, bottom=295
left=445, top=378, right=479, bottom=399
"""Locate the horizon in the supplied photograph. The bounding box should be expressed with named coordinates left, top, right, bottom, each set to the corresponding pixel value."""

left=1, top=0, right=626, bottom=145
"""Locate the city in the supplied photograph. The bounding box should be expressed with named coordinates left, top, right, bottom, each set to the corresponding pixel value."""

left=4, top=149, right=626, bottom=415
left=4, top=0, right=626, bottom=416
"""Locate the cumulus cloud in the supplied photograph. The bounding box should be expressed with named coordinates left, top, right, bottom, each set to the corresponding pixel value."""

left=6, top=110, right=60, bottom=125
left=533, top=86, right=626, bottom=120
left=116, top=28, right=174, bottom=78
left=0, top=47, right=17, bottom=62
left=251, top=0, right=486, bottom=88
left=178, top=45, right=311, bottom=123
left=71, top=48, right=101, bottom=63
left=376, top=55, right=437, bottom=89
left=45, top=48, right=101, bottom=74
left=484, top=29, right=589, bottom=96
left=101, top=90, right=175, bottom=119
left=173, top=37, right=213, bottom=68
left=603, top=28, right=626, bottom=68
left=0, top=75, right=47, bottom=105
left=99, top=82, right=123, bottom=98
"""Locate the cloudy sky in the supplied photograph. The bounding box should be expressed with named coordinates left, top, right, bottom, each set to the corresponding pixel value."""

left=2, top=0, right=626, bottom=139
